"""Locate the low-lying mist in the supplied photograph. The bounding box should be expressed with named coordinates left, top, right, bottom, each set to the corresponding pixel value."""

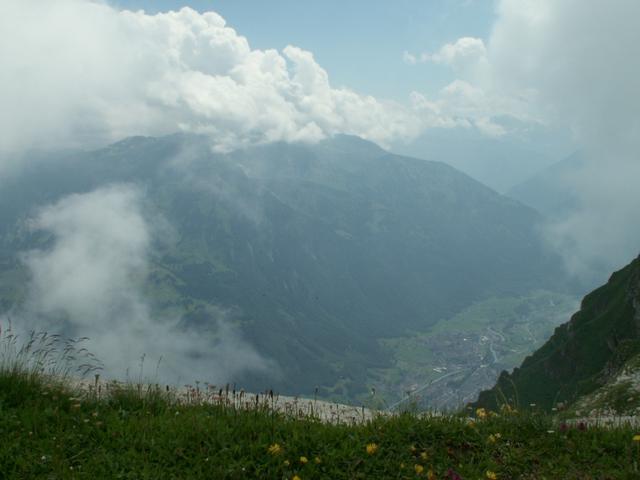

left=5, top=184, right=273, bottom=385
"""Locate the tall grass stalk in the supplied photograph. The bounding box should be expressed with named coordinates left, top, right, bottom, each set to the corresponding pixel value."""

left=0, top=320, right=102, bottom=404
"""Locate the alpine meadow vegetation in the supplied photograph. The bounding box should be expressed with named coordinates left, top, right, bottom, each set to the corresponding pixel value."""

left=1, top=326, right=640, bottom=479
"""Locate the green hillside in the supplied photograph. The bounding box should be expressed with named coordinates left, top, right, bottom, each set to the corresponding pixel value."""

left=475, top=255, right=640, bottom=411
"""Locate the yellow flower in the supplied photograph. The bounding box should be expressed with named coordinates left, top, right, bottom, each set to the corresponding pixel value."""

left=292, top=476, right=301, bottom=480
left=283, top=460, right=290, bottom=467
left=486, top=470, right=498, bottom=479
left=633, top=434, right=640, bottom=442
left=427, top=469, right=435, bottom=480
left=488, top=434, right=496, bottom=443
left=414, top=464, right=424, bottom=475
left=299, top=456, right=308, bottom=464
left=314, top=456, right=321, bottom=464
left=400, top=462, right=405, bottom=469
left=366, top=443, right=378, bottom=455
left=420, top=451, right=429, bottom=460
left=476, top=407, right=487, bottom=419
left=267, top=443, right=282, bottom=455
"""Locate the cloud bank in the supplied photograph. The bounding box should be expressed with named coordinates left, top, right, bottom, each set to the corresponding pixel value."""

left=0, top=0, right=422, bottom=155
left=0, top=0, right=533, bottom=163
left=414, top=0, right=640, bottom=280
left=488, top=0, right=640, bottom=279
left=19, top=185, right=270, bottom=383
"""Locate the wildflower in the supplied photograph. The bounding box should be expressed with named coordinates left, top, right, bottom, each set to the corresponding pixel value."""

left=486, top=470, right=498, bottom=479
left=366, top=443, right=378, bottom=455
left=427, top=469, right=436, bottom=480
left=400, top=462, right=405, bottom=469
left=292, top=476, right=301, bottom=480
left=415, top=464, right=424, bottom=474
left=283, top=460, right=290, bottom=466
left=299, top=456, right=308, bottom=464
left=314, top=457, right=321, bottom=464
left=633, top=434, right=640, bottom=442
left=488, top=434, right=496, bottom=443
left=267, top=443, right=282, bottom=456
left=476, top=407, right=487, bottom=419
left=420, top=451, right=429, bottom=460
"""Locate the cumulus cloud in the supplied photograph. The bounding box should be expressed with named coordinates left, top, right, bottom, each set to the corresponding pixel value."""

left=405, top=36, right=536, bottom=138
left=0, top=0, right=536, bottom=168
left=19, top=185, right=270, bottom=383
left=404, top=37, right=488, bottom=77
left=0, top=0, right=423, bottom=156
left=409, top=79, right=534, bottom=137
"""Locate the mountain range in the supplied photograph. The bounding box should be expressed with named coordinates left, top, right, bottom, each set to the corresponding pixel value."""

left=0, top=134, right=570, bottom=402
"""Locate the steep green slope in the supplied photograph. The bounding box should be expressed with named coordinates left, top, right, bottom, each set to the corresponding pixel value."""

left=0, top=134, right=568, bottom=401
left=475, top=255, right=640, bottom=411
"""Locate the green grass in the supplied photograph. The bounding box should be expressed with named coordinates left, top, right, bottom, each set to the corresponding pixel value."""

left=2, top=329, right=640, bottom=479
left=2, top=378, right=640, bottom=479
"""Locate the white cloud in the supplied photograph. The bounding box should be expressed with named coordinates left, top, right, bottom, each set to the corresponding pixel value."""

left=486, top=0, right=640, bottom=279
left=405, top=1, right=640, bottom=278
left=404, top=37, right=488, bottom=77
left=0, top=0, right=423, bottom=155
left=405, top=35, right=536, bottom=137
left=20, top=185, right=270, bottom=383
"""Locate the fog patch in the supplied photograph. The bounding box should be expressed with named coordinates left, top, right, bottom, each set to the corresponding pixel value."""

left=16, top=184, right=270, bottom=384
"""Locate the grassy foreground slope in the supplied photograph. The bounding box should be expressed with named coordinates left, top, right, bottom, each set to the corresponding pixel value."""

left=1, top=371, right=640, bottom=479
left=476, top=256, right=640, bottom=412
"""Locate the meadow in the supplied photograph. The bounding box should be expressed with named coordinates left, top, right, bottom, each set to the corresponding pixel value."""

left=1, top=328, right=639, bottom=479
